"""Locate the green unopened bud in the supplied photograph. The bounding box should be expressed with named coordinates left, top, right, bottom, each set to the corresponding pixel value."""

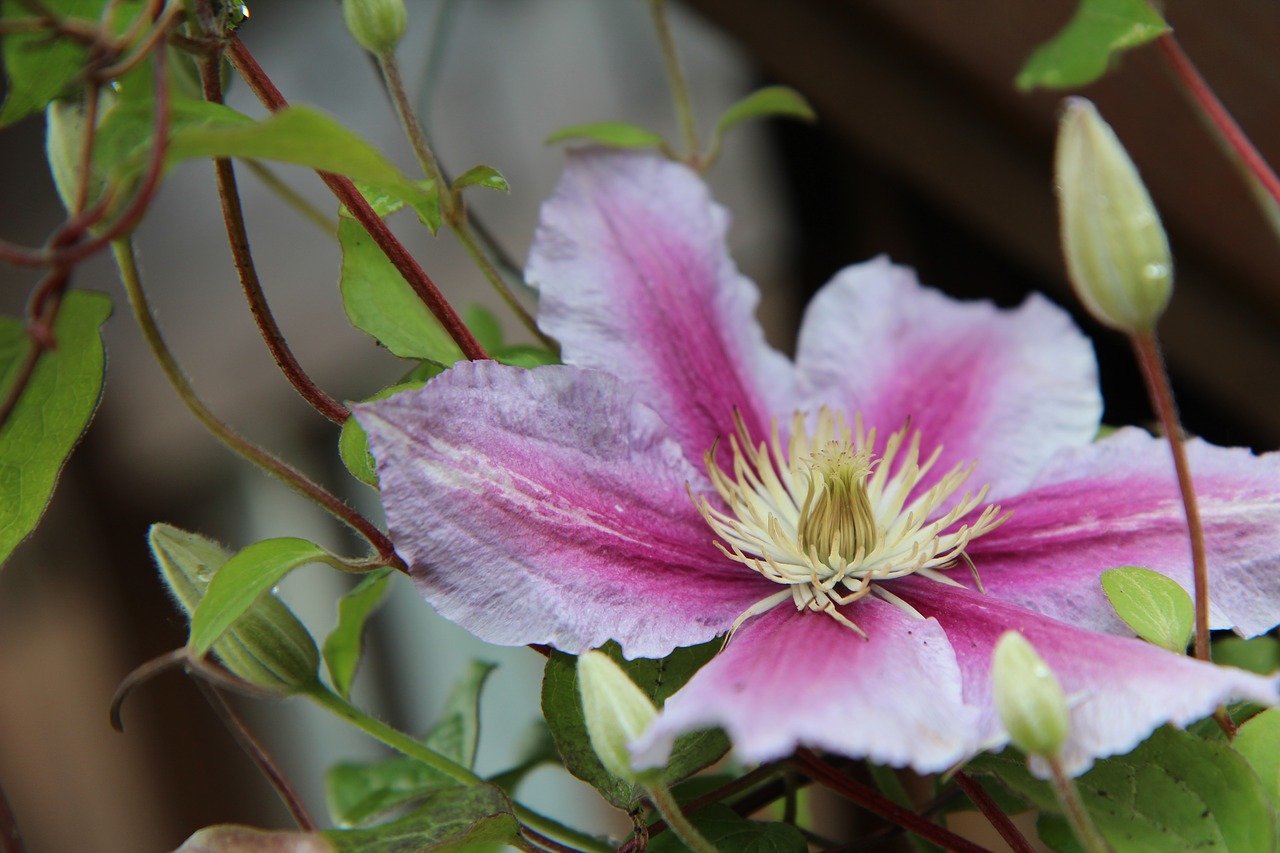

left=1056, top=97, right=1172, bottom=333
left=992, top=631, right=1070, bottom=759
left=341, top=0, right=407, bottom=55
left=577, top=650, right=659, bottom=783
left=150, top=524, right=320, bottom=694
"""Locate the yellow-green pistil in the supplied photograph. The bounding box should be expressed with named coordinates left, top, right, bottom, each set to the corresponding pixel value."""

left=696, top=408, right=1010, bottom=636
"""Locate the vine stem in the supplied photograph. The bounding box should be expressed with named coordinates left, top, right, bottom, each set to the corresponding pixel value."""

left=1156, top=34, right=1280, bottom=212
left=953, top=772, right=1035, bottom=853
left=1130, top=333, right=1210, bottom=662
left=644, top=781, right=719, bottom=853
left=377, top=52, right=554, bottom=351
left=0, top=781, right=22, bottom=853
left=224, top=36, right=488, bottom=362
left=302, top=685, right=610, bottom=853
left=1047, top=758, right=1112, bottom=853
left=196, top=49, right=349, bottom=425
left=193, top=680, right=316, bottom=830
left=647, top=0, right=699, bottom=164
left=110, top=238, right=405, bottom=570
left=793, top=750, right=993, bottom=853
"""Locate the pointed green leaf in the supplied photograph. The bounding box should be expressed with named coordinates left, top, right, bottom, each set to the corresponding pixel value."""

left=452, top=165, right=509, bottom=194
left=323, top=568, right=393, bottom=699
left=1100, top=566, right=1194, bottom=652
left=541, top=640, right=728, bottom=811
left=338, top=217, right=464, bottom=363
left=1235, top=709, right=1280, bottom=808
left=339, top=414, right=378, bottom=487
left=0, top=290, right=110, bottom=566
left=190, top=537, right=343, bottom=657
left=969, top=726, right=1276, bottom=852
left=0, top=0, right=147, bottom=126
left=1212, top=635, right=1280, bottom=675
left=150, top=524, right=320, bottom=693
left=424, top=661, right=498, bottom=769
left=649, top=804, right=806, bottom=853
left=326, top=757, right=457, bottom=828
left=713, top=86, right=814, bottom=141
left=327, top=783, right=518, bottom=853
left=1016, top=0, right=1169, bottom=92
left=545, top=121, right=666, bottom=150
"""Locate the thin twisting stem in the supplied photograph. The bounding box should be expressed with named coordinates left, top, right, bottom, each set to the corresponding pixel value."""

left=224, top=36, right=488, bottom=361
left=954, top=772, right=1035, bottom=853
left=193, top=680, right=316, bottom=830
left=1130, top=333, right=1210, bottom=662
left=0, top=780, right=23, bottom=853
left=1048, top=758, right=1113, bottom=853
left=198, top=51, right=350, bottom=425
left=647, top=0, right=699, bottom=164
left=110, top=238, right=405, bottom=570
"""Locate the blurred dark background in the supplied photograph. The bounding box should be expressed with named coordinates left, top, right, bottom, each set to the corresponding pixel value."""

left=0, top=1, right=1277, bottom=850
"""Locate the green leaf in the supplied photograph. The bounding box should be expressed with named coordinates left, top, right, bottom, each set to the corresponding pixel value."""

left=1100, top=566, right=1194, bottom=652
left=0, top=0, right=147, bottom=126
left=323, top=569, right=393, bottom=699
left=486, top=721, right=560, bottom=795
left=461, top=306, right=504, bottom=352
left=0, top=290, right=110, bottom=566
left=339, top=217, right=465, bottom=363
left=494, top=344, right=559, bottom=368
left=1235, top=708, right=1280, bottom=809
left=452, top=165, right=509, bottom=194
left=541, top=640, right=728, bottom=811
left=970, top=726, right=1276, bottom=852
left=424, top=661, right=498, bottom=769
left=327, top=783, right=518, bottom=853
left=545, top=121, right=667, bottom=150
left=711, top=86, right=815, bottom=150
left=338, top=180, right=441, bottom=237
left=1016, top=0, right=1169, bottom=92
left=1213, top=635, right=1280, bottom=675
left=189, top=537, right=343, bottom=657
left=649, top=804, right=806, bottom=853
left=150, top=524, right=320, bottom=693
left=326, top=757, right=458, bottom=828
left=339, top=415, right=379, bottom=487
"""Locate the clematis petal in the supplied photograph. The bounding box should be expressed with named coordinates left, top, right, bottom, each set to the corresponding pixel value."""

left=632, top=598, right=979, bottom=773
left=969, top=427, right=1280, bottom=638
left=896, top=579, right=1279, bottom=776
left=354, top=361, right=775, bottom=658
left=527, top=149, right=797, bottom=464
left=794, top=258, right=1101, bottom=499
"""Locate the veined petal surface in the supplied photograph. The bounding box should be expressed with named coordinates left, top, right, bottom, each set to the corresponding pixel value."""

left=632, top=597, right=978, bottom=773
left=355, top=362, right=776, bottom=658
left=795, top=259, right=1101, bottom=500
left=897, top=579, right=1280, bottom=776
left=527, top=149, right=797, bottom=464
left=969, top=427, right=1280, bottom=638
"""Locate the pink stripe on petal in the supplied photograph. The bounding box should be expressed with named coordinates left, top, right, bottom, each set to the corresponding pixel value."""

left=632, top=598, right=978, bottom=773
left=795, top=258, right=1101, bottom=500
left=355, top=362, right=774, bottom=658
left=528, top=149, right=796, bottom=465
left=969, top=427, right=1280, bottom=638
left=896, top=579, right=1279, bottom=776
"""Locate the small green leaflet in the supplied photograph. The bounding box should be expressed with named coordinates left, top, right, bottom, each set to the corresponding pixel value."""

left=0, top=290, right=110, bottom=567
left=1016, top=0, right=1169, bottom=92
left=423, top=661, right=497, bottom=769
left=1100, top=566, right=1194, bottom=653
left=323, top=569, right=393, bottom=699
left=709, top=86, right=815, bottom=156
left=189, top=537, right=346, bottom=657
left=1234, top=709, right=1280, bottom=809
left=1213, top=635, right=1280, bottom=675
left=452, top=165, right=510, bottom=194
left=545, top=121, right=667, bottom=150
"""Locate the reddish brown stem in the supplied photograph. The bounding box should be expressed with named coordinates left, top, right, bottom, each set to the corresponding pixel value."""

left=224, top=36, right=488, bottom=362
left=1130, top=333, right=1210, bottom=662
left=793, top=751, right=993, bottom=853
left=0, top=781, right=22, bottom=853
left=1156, top=35, right=1280, bottom=210
left=954, top=772, right=1035, bottom=853
left=197, top=52, right=349, bottom=425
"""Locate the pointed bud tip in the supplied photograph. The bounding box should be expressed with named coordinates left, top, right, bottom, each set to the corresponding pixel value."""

left=1056, top=97, right=1172, bottom=334
left=992, top=631, right=1071, bottom=759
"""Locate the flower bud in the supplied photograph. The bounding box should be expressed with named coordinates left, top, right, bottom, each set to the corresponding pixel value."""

left=992, top=631, right=1070, bottom=759
left=341, top=0, right=407, bottom=55
left=1056, top=97, right=1172, bottom=333
left=577, top=650, right=659, bottom=782
left=150, top=524, right=320, bottom=694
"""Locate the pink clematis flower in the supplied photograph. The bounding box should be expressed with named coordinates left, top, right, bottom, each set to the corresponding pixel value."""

left=355, top=150, right=1280, bottom=776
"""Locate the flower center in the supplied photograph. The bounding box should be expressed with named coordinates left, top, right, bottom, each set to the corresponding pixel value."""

left=695, top=408, right=1010, bottom=636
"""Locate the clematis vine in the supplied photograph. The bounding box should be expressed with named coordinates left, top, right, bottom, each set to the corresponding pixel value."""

left=356, top=150, right=1280, bottom=778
